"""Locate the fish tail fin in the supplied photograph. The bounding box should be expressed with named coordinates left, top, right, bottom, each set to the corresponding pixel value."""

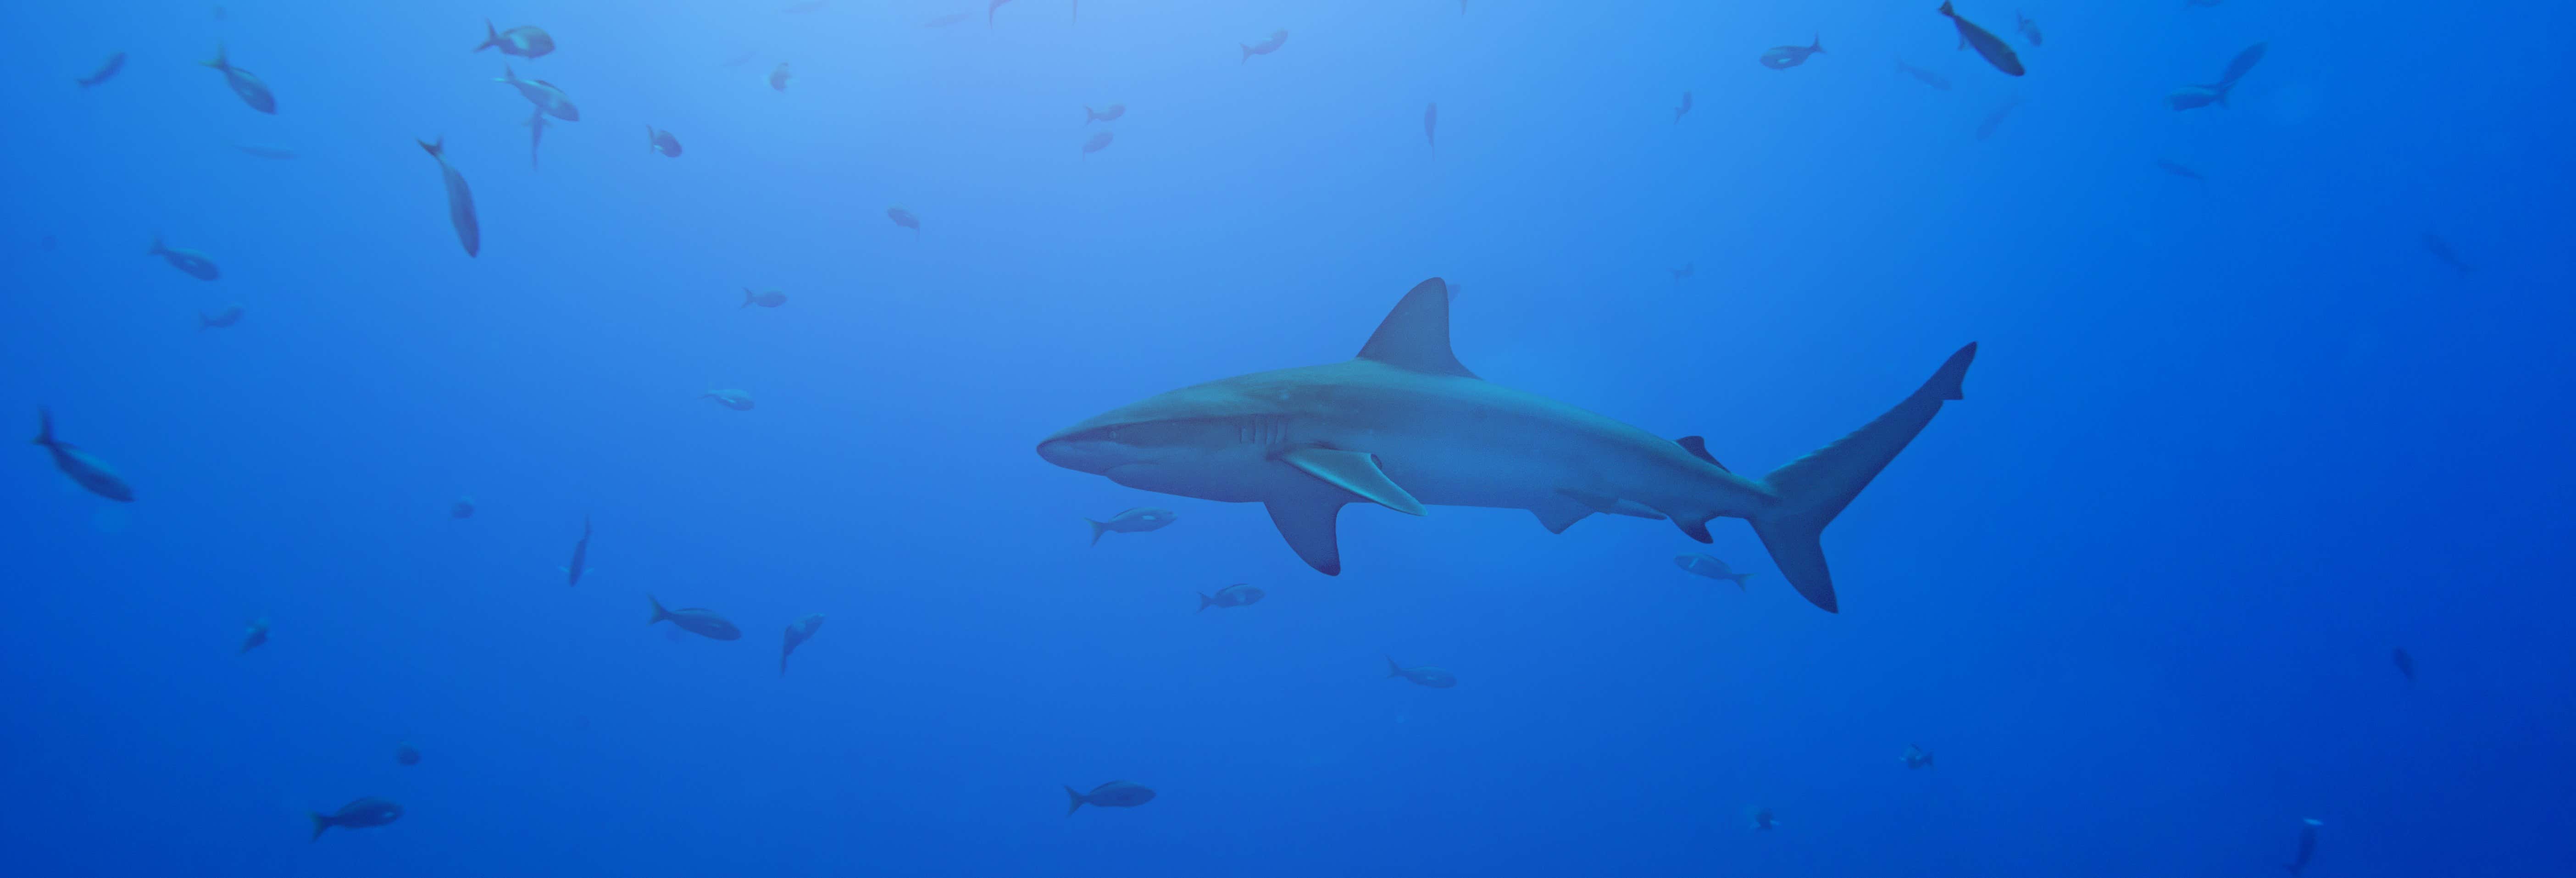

left=1731, top=572, right=1753, bottom=589
left=1241, top=44, right=1253, bottom=62
left=743, top=288, right=755, bottom=307
left=1083, top=106, right=1094, bottom=123
left=308, top=813, right=329, bottom=841
left=201, top=43, right=228, bottom=70
left=477, top=19, right=499, bottom=52
left=1747, top=343, right=1976, bottom=613
left=1938, top=1, right=1954, bottom=15
left=1811, top=35, right=1824, bottom=53
left=1197, top=593, right=1214, bottom=611
left=1065, top=786, right=1086, bottom=815
left=1086, top=518, right=1106, bottom=546
left=1385, top=656, right=1403, bottom=678
left=196, top=313, right=211, bottom=329
left=417, top=137, right=443, bottom=159
left=647, top=594, right=669, bottom=625
left=647, top=125, right=656, bottom=151
left=146, top=234, right=165, bottom=256
left=32, top=406, right=53, bottom=446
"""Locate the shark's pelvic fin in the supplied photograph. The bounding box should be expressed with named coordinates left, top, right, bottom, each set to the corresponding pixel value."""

left=1265, top=495, right=1349, bottom=575
left=1751, top=343, right=1978, bottom=612
left=1530, top=497, right=1593, bottom=533
left=1282, top=448, right=1426, bottom=515
left=1355, top=278, right=1479, bottom=378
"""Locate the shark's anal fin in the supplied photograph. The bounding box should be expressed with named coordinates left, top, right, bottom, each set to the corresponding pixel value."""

left=1282, top=448, right=1426, bottom=516
left=1355, top=279, right=1478, bottom=378
left=1265, top=496, right=1349, bottom=575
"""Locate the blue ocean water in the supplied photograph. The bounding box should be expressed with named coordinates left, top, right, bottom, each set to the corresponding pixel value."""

left=5, top=1, right=2571, bottom=875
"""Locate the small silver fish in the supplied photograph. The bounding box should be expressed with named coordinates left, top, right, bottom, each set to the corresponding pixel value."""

left=768, top=62, right=793, bottom=91
left=417, top=137, right=479, bottom=257
left=148, top=236, right=219, bottom=280
left=1759, top=37, right=1824, bottom=70
left=781, top=614, right=825, bottom=675
left=1084, top=103, right=1125, bottom=124
left=495, top=65, right=579, bottom=120
left=647, top=595, right=743, bottom=640
left=742, top=289, right=787, bottom=308
left=201, top=43, right=276, bottom=113
left=1240, top=29, right=1288, bottom=63
left=1085, top=507, right=1174, bottom=544
left=198, top=303, right=245, bottom=329
left=77, top=52, right=126, bottom=88
left=646, top=125, right=682, bottom=157
left=703, top=389, right=756, bottom=410
left=887, top=207, right=920, bottom=232
left=33, top=407, right=133, bottom=502
left=1673, top=90, right=1693, bottom=123
left=475, top=21, right=555, bottom=59
left=1082, top=130, right=1113, bottom=156
left=1938, top=3, right=2025, bottom=77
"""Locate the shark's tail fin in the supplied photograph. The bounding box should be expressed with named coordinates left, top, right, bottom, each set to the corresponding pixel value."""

left=1085, top=517, right=1107, bottom=546
left=1749, top=343, right=1976, bottom=613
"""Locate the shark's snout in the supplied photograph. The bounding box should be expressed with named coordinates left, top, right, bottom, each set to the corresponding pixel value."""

left=1037, top=424, right=1138, bottom=475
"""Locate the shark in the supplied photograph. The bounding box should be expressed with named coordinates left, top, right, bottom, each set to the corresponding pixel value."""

left=1035, top=279, right=1976, bottom=612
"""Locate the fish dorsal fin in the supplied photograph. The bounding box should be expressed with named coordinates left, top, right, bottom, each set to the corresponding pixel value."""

left=1356, top=279, right=1477, bottom=378
left=1675, top=436, right=1728, bottom=471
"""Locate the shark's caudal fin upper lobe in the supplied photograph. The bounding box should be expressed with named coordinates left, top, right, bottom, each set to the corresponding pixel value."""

left=1749, top=343, right=1976, bottom=612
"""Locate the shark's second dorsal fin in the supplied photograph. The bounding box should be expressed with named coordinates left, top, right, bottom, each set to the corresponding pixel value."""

left=1356, top=278, right=1478, bottom=378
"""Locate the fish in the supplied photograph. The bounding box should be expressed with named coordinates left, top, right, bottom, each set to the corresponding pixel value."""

left=2154, top=159, right=2206, bottom=181
left=1424, top=102, right=1438, bottom=146
left=2016, top=11, right=2042, bottom=47
left=780, top=614, right=825, bottom=675
left=1671, top=263, right=1694, bottom=281
left=1035, top=279, right=1976, bottom=612
left=239, top=618, right=269, bottom=654
left=2165, top=42, right=2265, bottom=111
left=924, top=12, right=973, bottom=27
left=2286, top=818, right=2323, bottom=875
left=646, top=125, right=683, bottom=157
left=197, top=303, right=245, bottom=329
left=1750, top=807, right=1777, bottom=830
left=1673, top=90, right=1693, bottom=123
left=228, top=143, right=298, bottom=160
left=495, top=65, right=579, bottom=120
left=523, top=107, right=550, bottom=169
left=450, top=497, right=475, bottom=519
left=77, top=52, right=126, bottom=88
left=1759, top=37, right=1824, bottom=70
left=564, top=515, right=591, bottom=586
left=768, top=63, right=793, bottom=91
left=1064, top=781, right=1155, bottom=814
left=1674, top=554, right=1753, bottom=588
left=703, top=389, right=756, bottom=410
left=1975, top=96, right=2023, bottom=141
left=1084, top=506, right=1176, bottom=545
left=742, top=288, right=788, bottom=308
left=1938, top=3, right=2025, bottom=77
left=147, top=236, right=220, bottom=280
left=31, top=407, right=134, bottom=502
left=417, top=138, right=479, bottom=257
left=1082, top=130, right=1113, bottom=156
left=200, top=43, right=276, bottom=113
left=2422, top=234, right=2473, bottom=274
left=1896, top=59, right=1953, bottom=90
left=1084, top=104, right=1125, bottom=125
left=394, top=743, right=421, bottom=766
left=647, top=595, right=744, bottom=640
left=1241, top=29, right=1289, bottom=63
left=475, top=21, right=555, bottom=59
left=309, top=797, right=402, bottom=840
left=1197, top=583, right=1265, bottom=611
left=1385, top=657, right=1457, bottom=689
left=887, top=207, right=921, bottom=232
left=2391, top=647, right=2415, bottom=682
left=1903, top=744, right=1935, bottom=769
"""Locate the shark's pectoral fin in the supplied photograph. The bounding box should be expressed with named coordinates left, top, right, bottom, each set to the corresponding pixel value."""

left=1266, top=496, right=1349, bottom=575
left=1282, top=448, right=1426, bottom=516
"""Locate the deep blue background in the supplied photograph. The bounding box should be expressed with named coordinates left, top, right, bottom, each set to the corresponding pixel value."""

left=4, top=1, right=2571, bottom=875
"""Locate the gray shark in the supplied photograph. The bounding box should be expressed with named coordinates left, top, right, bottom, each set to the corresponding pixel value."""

left=1036, top=278, right=1976, bottom=612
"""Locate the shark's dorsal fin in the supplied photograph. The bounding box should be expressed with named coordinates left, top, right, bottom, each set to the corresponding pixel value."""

left=1676, top=436, right=1729, bottom=471
left=1356, top=278, right=1478, bottom=378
